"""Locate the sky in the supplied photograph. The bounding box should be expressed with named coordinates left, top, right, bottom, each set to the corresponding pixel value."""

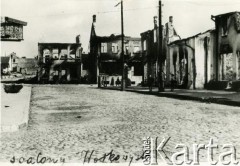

left=1, top=0, right=240, bottom=58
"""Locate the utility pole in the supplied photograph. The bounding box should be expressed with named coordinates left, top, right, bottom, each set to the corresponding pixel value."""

left=158, top=0, right=164, bottom=92
left=121, top=0, right=125, bottom=91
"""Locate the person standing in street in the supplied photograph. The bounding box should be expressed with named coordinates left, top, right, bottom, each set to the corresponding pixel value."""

left=170, top=74, right=176, bottom=92
left=110, top=77, right=114, bottom=86
left=148, top=75, right=154, bottom=92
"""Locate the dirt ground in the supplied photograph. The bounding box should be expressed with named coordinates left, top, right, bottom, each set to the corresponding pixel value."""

left=1, top=84, right=240, bottom=164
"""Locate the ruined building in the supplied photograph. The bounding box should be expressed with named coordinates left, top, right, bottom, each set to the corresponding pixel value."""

left=212, top=12, right=240, bottom=85
left=89, top=15, right=142, bottom=86
left=141, top=16, right=180, bottom=86
left=141, top=11, right=240, bottom=90
left=38, top=36, right=85, bottom=84
left=168, top=30, right=216, bottom=89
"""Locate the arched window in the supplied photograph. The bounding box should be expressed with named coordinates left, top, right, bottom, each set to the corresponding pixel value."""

left=43, top=49, right=50, bottom=63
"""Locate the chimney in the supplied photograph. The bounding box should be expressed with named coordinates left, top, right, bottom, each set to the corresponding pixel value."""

left=169, top=16, right=173, bottom=23
left=92, top=15, right=96, bottom=30
left=93, top=15, right=96, bottom=23
left=154, top=16, right=158, bottom=29
left=76, top=35, right=81, bottom=44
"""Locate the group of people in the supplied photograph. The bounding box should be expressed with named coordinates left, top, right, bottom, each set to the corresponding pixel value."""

left=147, top=74, right=177, bottom=92
left=101, top=76, right=121, bottom=87
left=101, top=74, right=178, bottom=91
left=111, top=77, right=121, bottom=86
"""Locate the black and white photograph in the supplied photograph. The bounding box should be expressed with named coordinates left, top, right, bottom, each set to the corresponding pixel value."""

left=1, top=0, right=240, bottom=165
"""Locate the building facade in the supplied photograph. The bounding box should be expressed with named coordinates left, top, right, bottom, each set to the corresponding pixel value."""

left=212, top=12, right=240, bottom=82
left=168, top=30, right=216, bottom=89
left=141, top=16, right=180, bottom=86
left=1, top=53, right=38, bottom=75
left=89, top=15, right=142, bottom=86
left=38, top=36, right=84, bottom=83
left=141, top=12, right=240, bottom=90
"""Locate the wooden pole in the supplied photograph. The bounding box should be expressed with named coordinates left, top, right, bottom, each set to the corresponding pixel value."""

left=158, top=0, right=164, bottom=92
left=121, top=0, right=125, bottom=91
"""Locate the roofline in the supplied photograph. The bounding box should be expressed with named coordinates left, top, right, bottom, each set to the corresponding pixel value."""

left=140, top=30, right=153, bottom=36
left=211, top=11, right=240, bottom=18
left=168, top=29, right=215, bottom=46
left=38, top=43, right=81, bottom=45
left=1, top=17, right=27, bottom=26
left=95, top=34, right=140, bottom=40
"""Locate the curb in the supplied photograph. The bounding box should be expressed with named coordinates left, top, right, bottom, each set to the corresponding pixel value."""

left=1, top=122, right=27, bottom=132
left=99, top=87, right=240, bottom=107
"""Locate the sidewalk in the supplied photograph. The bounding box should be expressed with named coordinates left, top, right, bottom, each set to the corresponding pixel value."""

left=100, top=86, right=240, bottom=107
left=1, top=84, right=32, bottom=132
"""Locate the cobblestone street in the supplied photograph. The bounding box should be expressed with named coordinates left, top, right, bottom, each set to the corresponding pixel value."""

left=1, top=85, right=240, bottom=164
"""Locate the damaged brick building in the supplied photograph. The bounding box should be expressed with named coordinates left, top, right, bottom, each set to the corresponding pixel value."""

left=141, top=16, right=180, bottom=86
left=141, top=11, right=240, bottom=90
left=89, top=15, right=142, bottom=86
left=168, top=29, right=216, bottom=89
left=211, top=11, right=240, bottom=90
left=38, top=36, right=86, bottom=84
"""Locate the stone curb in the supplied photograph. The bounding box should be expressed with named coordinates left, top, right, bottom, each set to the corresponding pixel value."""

left=1, top=122, right=28, bottom=132
left=99, top=87, right=240, bottom=107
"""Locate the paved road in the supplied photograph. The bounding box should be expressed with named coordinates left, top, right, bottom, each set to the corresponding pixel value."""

left=1, top=85, right=240, bottom=164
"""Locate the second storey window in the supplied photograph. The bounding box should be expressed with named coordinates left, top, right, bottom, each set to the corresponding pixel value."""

left=154, top=30, right=157, bottom=43
left=111, top=43, right=118, bottom=53
left=101, top=43, right=107, bottom=53
left=44, top=55, right=50, bottom=63
left=53, top=49, right=59, bottom=59
left=125, top=46, right=129, bottom=52
left=134, top=46, right=140, bottom=53
left=143, top=40, right=147, bottom=51
left=221, top=16, right=228, bottom=37
left=60, top=49, right=68, bottom=59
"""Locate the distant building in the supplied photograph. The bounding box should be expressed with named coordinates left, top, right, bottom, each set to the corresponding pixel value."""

left=1, top=53, right=38, bottom=76
left=89, top=15, right=142, bottom=86
left=16, top=57, right=38, bottom=75
left=37, top=36, right=84, bottom=84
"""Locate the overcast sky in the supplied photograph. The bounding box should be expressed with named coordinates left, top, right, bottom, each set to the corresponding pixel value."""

left=1, top=0, right=240, bottom=58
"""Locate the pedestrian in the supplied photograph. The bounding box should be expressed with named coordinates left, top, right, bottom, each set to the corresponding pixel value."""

left=101, top=76, right=104, bottom=86
left=104, top=76, right=107, bottom=87
left=148, top=75, right=154, bottom=92
left=170, top=74, right=176, bottom=92
left=110, top=77, right=114, bottom=86
left=116, top=77, right=120, bottom=86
